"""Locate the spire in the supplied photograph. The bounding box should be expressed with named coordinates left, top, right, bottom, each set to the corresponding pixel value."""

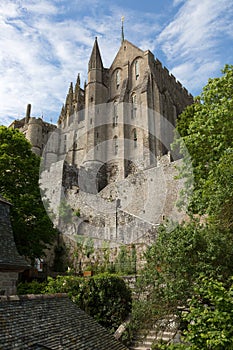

left=76, top=73, right=80, bottom=86
left=68, top=82, right=73, bottom=95
left=121, top=16, right=125, bottom=44
left=88, top=37, right=103, bottom=71
left=66, top=82, right=73, bottom=104
left=75, top=74, right=80, bottom=97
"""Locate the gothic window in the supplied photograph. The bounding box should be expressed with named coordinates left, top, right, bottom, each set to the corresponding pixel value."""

left=113, top=102, right=118, bottom=127
left=131, top=94, right=137, bottom=118
left=63, top=134, right=67, bottom=153
left=116, top=70, right=121, bottom=89
left=113, top=115, right=118, bottom=127
left=135, top=60, right=139, bottom=80
left=133, top=128, right=137, bottom=147
left=113, top=135, right=118, bottom=155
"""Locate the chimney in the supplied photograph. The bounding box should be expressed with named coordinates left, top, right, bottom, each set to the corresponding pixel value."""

left=25, top=104, right=31, bottom=124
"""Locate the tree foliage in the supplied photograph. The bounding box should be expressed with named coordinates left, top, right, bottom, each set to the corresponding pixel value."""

left=44, top=273, right=132, bottom=332
left=175, top=65, right=233, bottom=228
left=131, top=222, right=233, bottom=334
left=0, top=126, right=57, bottom=261
left=129, top=66, right=233, bottom=347
left=157, top=276, right=233, bottom=350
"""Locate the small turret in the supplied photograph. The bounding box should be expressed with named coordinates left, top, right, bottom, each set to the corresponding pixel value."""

left=68, top=82, right=73, bottom=96
left=88, top=37, right=103, bottom=72
left=75, top=74, right=80, bottom=97
left=65, top=82, right=74, bottom=117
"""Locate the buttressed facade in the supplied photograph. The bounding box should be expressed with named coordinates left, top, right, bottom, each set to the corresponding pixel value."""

left=52, top=37, right=193, bottom=194
left=12, top=37, right=193, bottom=246
left=38, top=37, right=194, bottom=246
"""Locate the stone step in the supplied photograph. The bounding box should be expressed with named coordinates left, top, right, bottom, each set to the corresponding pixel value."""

left=129, top=328, right=176, bottom=350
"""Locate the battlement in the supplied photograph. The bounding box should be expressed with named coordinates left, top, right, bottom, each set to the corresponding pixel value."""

left=154, top=58, right=193, bottom=99
left=28, top=116, right=43, bottom=125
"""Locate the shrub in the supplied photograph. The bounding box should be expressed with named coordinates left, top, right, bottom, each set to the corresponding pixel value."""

left=45, top=273, right=132, bottom=332
left=17, top=280, right=47, bottom=295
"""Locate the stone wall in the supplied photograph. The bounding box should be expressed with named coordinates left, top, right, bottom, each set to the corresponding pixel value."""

left=0, top=272, right=18, bottom=296
left=40, top=155, right=186, bottom=249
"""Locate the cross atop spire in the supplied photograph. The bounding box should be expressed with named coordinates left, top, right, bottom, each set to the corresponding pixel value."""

left=121, top=16, right=125, bottom=44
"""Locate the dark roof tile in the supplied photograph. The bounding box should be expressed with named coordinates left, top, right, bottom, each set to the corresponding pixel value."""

left=0, top=293, right=129, bottom=350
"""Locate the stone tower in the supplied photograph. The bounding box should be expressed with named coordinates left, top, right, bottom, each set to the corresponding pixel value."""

left=9, top=104, right=57, bottom=157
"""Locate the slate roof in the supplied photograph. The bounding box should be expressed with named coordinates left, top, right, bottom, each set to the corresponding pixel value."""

left=0, top=196, right=29, bottom=270
left=0, top=293, right=129, bottom=350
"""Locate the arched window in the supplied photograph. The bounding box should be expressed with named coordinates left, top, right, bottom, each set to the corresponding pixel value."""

left=113, top=135, right=118, bottom=155
left=113, top=102, right=118, bottom=127
left=63, top=134, right=67, bottom=153
left=133, top=129, right=137, bottom=148
left=116, top=70, right=121, bottom=88
left=131, top=94, right=137, bottom=118
left=135, top=60, right=139, bottom=80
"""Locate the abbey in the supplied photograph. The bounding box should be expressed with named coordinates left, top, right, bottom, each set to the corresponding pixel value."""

left=52, top=37, right=193, bottom=193
left=38, top=37, right=194, bottom=246
left=11, top=37, right=193, bottom=246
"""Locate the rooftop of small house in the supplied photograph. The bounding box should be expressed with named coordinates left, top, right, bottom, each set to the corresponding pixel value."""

left=0, top=293, right=129, bottom=350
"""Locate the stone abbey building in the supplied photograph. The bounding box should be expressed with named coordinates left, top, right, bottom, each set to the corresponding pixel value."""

left=55, top=38, right=193, bottom=186
left=12, top=37, right=193, bottom=246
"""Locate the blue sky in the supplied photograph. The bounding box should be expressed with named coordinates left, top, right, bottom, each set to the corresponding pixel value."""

left=1, top=0, right=233, bottom=125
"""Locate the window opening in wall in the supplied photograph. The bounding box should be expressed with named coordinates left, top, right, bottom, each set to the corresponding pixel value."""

left=133, top=129, right=137, bottom=147
left=131, top=94, right=137, bottom=118
left=116, top=70, right=120, bottom=89
left=113, top=135, right=118, bottom=155
left=135, top=60, right=139, bottom=80
left=64, top=134, right=67, bottom=153
left=113, top=102, right=118, bottom=127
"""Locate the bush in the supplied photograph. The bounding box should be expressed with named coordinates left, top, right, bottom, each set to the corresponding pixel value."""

left=17, top=280, right=47, bottom=295
left=45, top=273, right=132, bottom=332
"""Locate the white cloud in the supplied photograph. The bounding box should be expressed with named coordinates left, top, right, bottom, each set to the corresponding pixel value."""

left=156, top=0, right=233, bottom=94
left=0, top=0, right=232, bottom=126
left=24, top=1, right=58, bottom=15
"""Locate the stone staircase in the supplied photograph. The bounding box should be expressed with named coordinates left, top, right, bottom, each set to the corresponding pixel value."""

left=129, top=316, right=180, bottom=350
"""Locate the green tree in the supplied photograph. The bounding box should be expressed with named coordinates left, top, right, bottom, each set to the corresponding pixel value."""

left=174, top=65, right=233, bottom=227
left=45, top=273, right=132, bottom=333
left=131, top=66, right=233, bottom=346
left=0, top=126, right=57, bottom=261
left=131, top=222, right=233, bottom=333
left=157, top=276, right=233, bottom=350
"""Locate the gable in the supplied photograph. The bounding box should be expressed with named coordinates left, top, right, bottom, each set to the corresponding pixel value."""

left=110, top=40, right=144, bottom=71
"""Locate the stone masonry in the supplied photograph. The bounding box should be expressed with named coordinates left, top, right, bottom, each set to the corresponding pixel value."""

left=0, top=196, right=28, bottom=295
left=12, top=36, right=193, bottom=252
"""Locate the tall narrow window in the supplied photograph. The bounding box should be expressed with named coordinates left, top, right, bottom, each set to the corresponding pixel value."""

left=113, top=135, right=118, bottom=155
left=135, top=60, right=139, bottom=80
left=113, top=102, right=118, bottom=127
left=116, top=70, right=120, bottom=89
left=63, top=134, right=67, bottom=153
left=131, top=94, right=137, bottom=118
left=133, top=129, right=137, bottom=148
